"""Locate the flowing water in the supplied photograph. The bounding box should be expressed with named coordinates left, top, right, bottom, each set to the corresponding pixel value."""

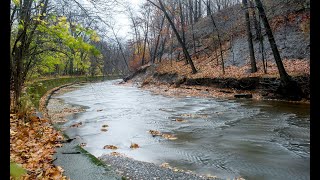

left=49, top=80, right=310, bottom=180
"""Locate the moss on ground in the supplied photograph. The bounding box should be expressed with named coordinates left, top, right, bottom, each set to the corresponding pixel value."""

left=75, top=145, right=106, bottom=167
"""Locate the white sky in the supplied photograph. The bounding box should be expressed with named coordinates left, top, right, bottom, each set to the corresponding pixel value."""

left=112, top=0, right=144, bottom=39
left=82, top=0, right=144, bottom=40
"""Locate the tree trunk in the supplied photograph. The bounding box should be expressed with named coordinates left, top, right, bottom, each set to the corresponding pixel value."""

left=150, top=0, right=197, bottom=73
left=250, top=0, right=266, bottom=73
left=243, top=0, right=257, bottom=73
left=151, top=15, right=165, bottom=64
left=141, top=10, right=150, bottom=66
left=11, top=0, right=33, bottom=111
left=178, top=0, right=189, bottom=65
left=188, top=0, right=194, bottom=25
left=254, top=0, right=302, bottom=100
left=205, top=1, right=225, bottom=74
left=194, top=0, right=198, bottom=22
left=206, top=0, right=211, bottom=16
left=198, top=0, right=202, bottom=19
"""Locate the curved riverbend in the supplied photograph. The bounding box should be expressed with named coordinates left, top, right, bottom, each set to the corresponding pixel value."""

left=48, top=80, right=310, bottom=180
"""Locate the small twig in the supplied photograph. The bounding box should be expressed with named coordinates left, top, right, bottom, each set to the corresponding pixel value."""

left=61, top=138, right=76, bottom=143
left=50, top=157, right=57, bottom=163
left=61, top=152, right=81, bottom=154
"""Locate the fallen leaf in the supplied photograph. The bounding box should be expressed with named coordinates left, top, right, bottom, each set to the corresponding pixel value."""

left=162, top=133, right=177, bottom=140
left=103, top=145, right=118, bottom=150
left=101, top=128, right=108, bottom=132
left=130, top=143, right=140, bottom=149
left=70, top=122, right=82, bottom=128
left=174, top=118, right=187, bottom=122
left=149, top=130, right=162, bottom=136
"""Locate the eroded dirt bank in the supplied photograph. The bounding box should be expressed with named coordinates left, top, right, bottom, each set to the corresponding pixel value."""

left=123, top=64, right=309, bottom=103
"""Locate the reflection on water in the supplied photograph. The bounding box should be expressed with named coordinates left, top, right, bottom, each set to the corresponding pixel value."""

left=50, top=80, right=310, bottom=180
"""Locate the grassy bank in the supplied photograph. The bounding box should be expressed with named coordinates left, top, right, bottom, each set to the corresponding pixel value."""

left=26, top=75, right=120, bottom=109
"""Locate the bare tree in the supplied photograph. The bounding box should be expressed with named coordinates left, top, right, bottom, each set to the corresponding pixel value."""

left=250, top=0, right=266, bottom=73
left=148, top=0, right=197, bottom=74
left=151, top=15, right=166, bottom=64
left=242, top=0, right=257, bottom=72
left=141, top=3, right=151, bottom=66
left=204, top=0, right=225, bottom=74
left=254, top=0, right=302, bottom=100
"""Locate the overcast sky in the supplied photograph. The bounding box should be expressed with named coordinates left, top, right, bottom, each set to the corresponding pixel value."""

left=112, top=0, right=144, bottom=39
left=80, top=0, right=144, bottom=41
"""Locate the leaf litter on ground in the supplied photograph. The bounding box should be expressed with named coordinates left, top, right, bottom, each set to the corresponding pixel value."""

left=10, top=113, right=67, bottom=179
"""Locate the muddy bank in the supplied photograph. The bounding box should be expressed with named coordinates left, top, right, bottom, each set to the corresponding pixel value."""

left=124, top=65, right=309, bottom=102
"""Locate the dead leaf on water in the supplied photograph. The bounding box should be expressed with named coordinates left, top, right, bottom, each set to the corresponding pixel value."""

left=174, top=118, right=187, bottom=122
left=149, top=130, right=162, bottom=136
left=102, top=124, right=109, bottom=128
left=101, top=128, right=108, bottom=132
left=70, top=122, right=82, bottom=128
left=162, top=133, right=177, bottom=140
left=103, top=145, right=118, bottom=150
left=130, top=143, right=140, bottom=149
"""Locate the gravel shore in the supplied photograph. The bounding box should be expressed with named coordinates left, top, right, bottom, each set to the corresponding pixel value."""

left=99, top=155, right=221, bottom=180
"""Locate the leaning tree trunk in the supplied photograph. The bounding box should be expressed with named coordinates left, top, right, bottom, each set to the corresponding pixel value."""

left=243, top=0, right=257, bottom=73
left=205, top=0, right=225, bottom=74
left=254, top=0, right=302, bottom=100
left=149, top=0, right=197, bottom=73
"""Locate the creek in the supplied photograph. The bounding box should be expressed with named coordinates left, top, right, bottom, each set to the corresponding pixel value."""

left=48, top=80, right=310, bottom=180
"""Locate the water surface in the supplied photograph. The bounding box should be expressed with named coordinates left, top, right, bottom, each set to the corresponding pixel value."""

left=50, top=80, right=310, bottom=180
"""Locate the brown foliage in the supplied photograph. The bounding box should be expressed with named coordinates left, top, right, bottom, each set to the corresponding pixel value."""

left=130, top=143, right=140, bottom=149
left=156, top=56, right=309, bottom=80
left=10, top=114, right=67, bottom=179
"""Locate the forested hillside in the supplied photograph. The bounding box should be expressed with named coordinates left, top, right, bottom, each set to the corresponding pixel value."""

left=123, top=0, right=310, bottom=101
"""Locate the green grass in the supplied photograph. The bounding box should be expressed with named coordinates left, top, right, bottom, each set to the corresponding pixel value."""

left=10, top=162, right=27, bottom=179
left=26, top=75, right=120, bottom=109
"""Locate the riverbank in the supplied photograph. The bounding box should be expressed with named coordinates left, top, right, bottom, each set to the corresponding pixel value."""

left=122, top=62, right=310, bottom=104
